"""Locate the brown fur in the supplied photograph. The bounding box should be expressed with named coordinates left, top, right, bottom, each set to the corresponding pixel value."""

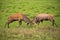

left=5, top=13, right=31, bottom=28
left=32, top=13, right=55, bottom=26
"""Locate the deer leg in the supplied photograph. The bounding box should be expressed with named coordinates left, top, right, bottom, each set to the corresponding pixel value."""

left=6, top=21, right=10, bottom=28
left=52, top=20, right=55, bottom=26
left=36, top=17, right=40, bottom=25
left=7, top=20, right=13, bottom=28
left=37, top=21, right=40, bottom=25
left=52, top=20, right=58, bottom=27
left=51, top=19, right=55, bottom=26
left=41, top=20, right=43, bottom=24
left=8, top=23, right=9, bottom=28
left=50, top=19, right=55, bottom=26
left=19, top=21, right=22, bottom=27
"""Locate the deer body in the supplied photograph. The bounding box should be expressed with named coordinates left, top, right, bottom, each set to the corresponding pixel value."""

left=5, top=13, right=31, bottom=28
left=32, top=13, right=55, bottom=26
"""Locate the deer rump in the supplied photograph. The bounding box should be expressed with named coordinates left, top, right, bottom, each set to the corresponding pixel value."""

left=32, top=14, right=58, bottom=27
left=5, top=13, right=31, bottom=28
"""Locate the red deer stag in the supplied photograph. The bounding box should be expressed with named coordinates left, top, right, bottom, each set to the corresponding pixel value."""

left=5, top=13, right=31, bottom=28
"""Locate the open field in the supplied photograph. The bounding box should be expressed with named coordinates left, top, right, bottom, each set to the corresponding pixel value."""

left=0, top=0, right=60, bottom=40
left=0, top=26, right=60, bottom=40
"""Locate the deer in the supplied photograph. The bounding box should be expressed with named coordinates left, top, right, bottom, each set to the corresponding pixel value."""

left=5, top=13, right=31, bottom=28
left=32, top=13, right=58, bottom=27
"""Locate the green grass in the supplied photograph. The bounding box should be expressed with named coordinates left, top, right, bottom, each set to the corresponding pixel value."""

left=0, top=26, right=60, bottom=40
left=0, top=0, right=60, bottom=40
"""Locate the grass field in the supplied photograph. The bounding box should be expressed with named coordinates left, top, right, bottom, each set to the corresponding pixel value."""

left=0, top=0, right=60, bottom=40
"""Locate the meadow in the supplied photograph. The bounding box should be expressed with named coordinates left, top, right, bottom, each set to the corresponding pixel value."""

left=0, top=0, right=60, bottom=40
